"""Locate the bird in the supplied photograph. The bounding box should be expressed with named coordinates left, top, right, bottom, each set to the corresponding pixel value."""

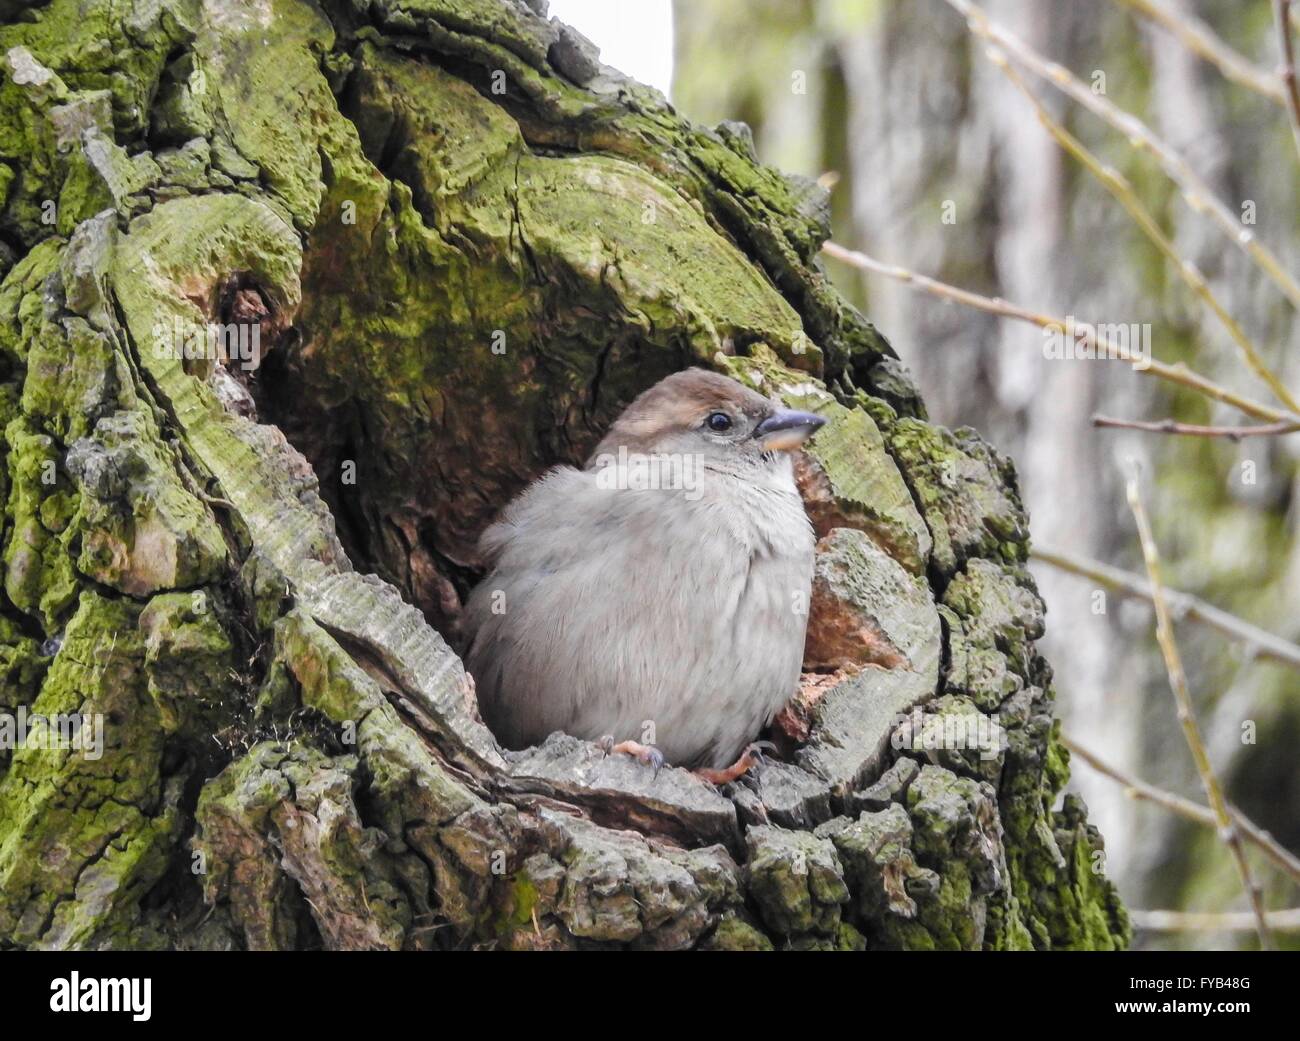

left=461, top=367, right=826, bottom=784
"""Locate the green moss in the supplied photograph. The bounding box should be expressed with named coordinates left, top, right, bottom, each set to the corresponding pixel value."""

left=2, top=418, right=79, bottom=627
left=0, top=0, right=184, bottom=245
left=312, top=43, right=817, bottom=413
left=0, top=619, right=49, bottom=766
left=993, top=705, right=1131, bottom=950
left=744, top=825, right=850, bottom=939
left=139, top=591, right=237, bottom=737
left=359, top=0, right=895, bottom=374
left=492, top=868, right=546, bottom=939
left=20, top=316, right=135, bottom=442
left=0, top=590, right=181, bottom=948
left=699, top=912, right=776, bottom=951
left=888, top=417, right=1028, bottom=578
left=185, top=0, right=338, bottom=229
left=0, top=237, right=65, bottom=368
left=272, top=609, right=482, bottom=835
left=65, top=409, right=230, bottom=596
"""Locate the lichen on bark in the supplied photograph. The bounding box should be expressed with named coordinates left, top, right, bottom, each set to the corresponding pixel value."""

left=0, top=0, right=1128, bottom=950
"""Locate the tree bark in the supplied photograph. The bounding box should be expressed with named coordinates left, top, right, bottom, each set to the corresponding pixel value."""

left=0, top=0, right=1128, bottom=950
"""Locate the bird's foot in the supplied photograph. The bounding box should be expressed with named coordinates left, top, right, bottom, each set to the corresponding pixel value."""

left=693, top=741, right=776, bottom=787
left=597, top=735, right=666, bottom=777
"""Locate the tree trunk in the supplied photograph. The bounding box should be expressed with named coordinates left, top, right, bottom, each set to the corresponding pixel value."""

left=0, top=0, right=1128, bottom=950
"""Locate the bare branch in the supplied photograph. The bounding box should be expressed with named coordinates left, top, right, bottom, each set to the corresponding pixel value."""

left=944, top=0, right=1300, bottom=311
left=1124, top=467, right=1274, bottom=949
left=1062, top=735, right=1300, bottom=884
left=1276, top=0, right=1300, bottom=164
left=1036, top=545, right=1300, bottom=670
left=982, top=50, right=1299, bottom=413
left=1130, top=908, right=1300, bottom=932
left=821, top=240, right=1300, bottom=426
left=1113, top=0, right=1285, bottom=104
left=1091, top=414, right=1300, bottom=439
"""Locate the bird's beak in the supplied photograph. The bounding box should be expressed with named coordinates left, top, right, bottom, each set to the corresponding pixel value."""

left=753, top=409, right=827, bottom=452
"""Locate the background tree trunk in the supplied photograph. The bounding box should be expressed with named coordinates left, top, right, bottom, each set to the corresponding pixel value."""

left=0, top=0, right=1127, bottom=950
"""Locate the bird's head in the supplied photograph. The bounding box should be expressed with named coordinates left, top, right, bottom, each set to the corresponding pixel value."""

left=588, top=368, right=826, bottom=472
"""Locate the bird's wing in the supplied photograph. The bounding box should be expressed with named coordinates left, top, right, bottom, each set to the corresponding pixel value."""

left=463, top=466, right=611, bottom=733
left=474, top=465, right=608, bottom=570
left=464, top=464, right=713, bottom=745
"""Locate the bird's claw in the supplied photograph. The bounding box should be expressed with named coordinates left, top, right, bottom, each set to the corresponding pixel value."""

left=693, top=741, right=777, bottom=787
left=598, top=737, right=665, bottom=778
left=737, top=741, right=776, bottom=791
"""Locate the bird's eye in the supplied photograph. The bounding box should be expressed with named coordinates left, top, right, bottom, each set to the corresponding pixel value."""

left=705, top=412, right=733, bottom=432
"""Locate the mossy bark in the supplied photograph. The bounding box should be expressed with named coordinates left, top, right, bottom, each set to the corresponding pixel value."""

left=0, top=0, right=1128, bottom=950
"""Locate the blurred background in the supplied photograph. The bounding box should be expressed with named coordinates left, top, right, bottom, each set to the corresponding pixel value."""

left=553, top=0, right=1300, bottom=948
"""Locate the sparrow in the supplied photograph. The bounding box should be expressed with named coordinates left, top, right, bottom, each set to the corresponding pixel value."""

left=461, top=368, right=825, bottom=783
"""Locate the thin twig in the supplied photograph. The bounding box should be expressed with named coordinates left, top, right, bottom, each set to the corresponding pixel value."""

left=945, top=0, right=1300, bottom=311
left=1276, top=0, right=1300, bottom=164
left=984, top=48, right=1299, bottom=412
left=1062, top=735, right=1300, bottom=883
left=1036, top=544, right=1300, bottom=670
left=1113, top=0, right=1285, bottom=104
left=1130, top=908, right=1300, bottom=932
left=1125, top=467, right=1274, bottom=949
left=822, top=240, right=1300, bottom=426
left=1092, top=414, right=1300, bottom=438
left=1066, top=734, right=1216, bottom=821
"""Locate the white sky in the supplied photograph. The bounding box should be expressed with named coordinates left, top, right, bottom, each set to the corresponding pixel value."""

left=547, top=0, right=675, bottom=97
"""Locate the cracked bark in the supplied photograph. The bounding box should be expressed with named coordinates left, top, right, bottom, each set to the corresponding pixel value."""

left=0, top=0, right=1128, bottom=950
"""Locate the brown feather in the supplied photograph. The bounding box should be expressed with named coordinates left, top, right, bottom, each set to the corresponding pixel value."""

left=589, top=368, right=774, bottom=458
